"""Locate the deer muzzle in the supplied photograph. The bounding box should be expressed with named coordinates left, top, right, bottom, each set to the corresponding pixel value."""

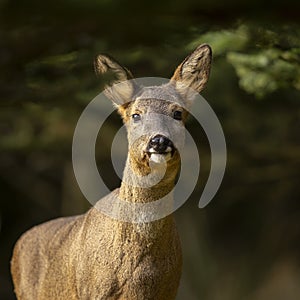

left=146, top=134, right=175, bottom=164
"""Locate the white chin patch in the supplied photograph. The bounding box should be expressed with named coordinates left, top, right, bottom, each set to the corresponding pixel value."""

left=149, top=153, right=171, bottom=164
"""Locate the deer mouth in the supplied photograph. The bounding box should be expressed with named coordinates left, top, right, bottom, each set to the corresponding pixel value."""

left=148, top=152, right=172, bottom=164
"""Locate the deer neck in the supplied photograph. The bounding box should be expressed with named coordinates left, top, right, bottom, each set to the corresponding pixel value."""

left=119, top=155, right=178, bottom=204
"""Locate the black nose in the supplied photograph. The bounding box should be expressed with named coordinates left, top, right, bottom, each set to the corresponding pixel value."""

left=148, top=134, right=174, bottom=154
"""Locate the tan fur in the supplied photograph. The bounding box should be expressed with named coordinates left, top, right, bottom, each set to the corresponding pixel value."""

left=11, top=44, right=212, bottom=300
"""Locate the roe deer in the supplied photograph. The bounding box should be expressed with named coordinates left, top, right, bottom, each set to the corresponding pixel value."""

left=11, top=44, right=212, bottom=300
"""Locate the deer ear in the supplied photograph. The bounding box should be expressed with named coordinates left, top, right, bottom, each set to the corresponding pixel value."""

left=170, top=44, right=212, bottom=103
left=94, top=54, right=137, bottom=106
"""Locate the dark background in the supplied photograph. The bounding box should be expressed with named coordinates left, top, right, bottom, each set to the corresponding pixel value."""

left=1, top=0, right=300, bottom=299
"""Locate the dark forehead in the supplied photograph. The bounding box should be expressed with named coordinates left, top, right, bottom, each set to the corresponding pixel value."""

left=123, top=84, right=187, bottom=118
left=131, top=99, right=179, bottom=112
left=136, top=84, right=182, bottom=100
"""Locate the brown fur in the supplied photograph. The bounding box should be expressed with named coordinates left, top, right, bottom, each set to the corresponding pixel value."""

left=11, top=44, right=212, bottom=300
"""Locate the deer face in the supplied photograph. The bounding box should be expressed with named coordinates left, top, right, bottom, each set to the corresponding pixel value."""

left=121, top=96, right=187, bottom=175
left=94, top=44, right=212, bottom=177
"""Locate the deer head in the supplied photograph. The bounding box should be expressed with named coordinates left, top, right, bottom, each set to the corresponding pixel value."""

left=94, top=44, right=212, bottom=190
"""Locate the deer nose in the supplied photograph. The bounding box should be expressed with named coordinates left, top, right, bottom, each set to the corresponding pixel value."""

left=148, top=135, right=174, bottom=154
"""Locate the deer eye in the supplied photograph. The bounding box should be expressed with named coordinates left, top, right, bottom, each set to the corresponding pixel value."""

left=173, top=111, right=182, bottom=120
left=132, top=113, right=141, bottom=122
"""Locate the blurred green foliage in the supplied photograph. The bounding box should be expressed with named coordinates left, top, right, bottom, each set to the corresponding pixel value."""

left=0, top=0, right=300, bottom=299
left=191, top=25, right=300, bottom=97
